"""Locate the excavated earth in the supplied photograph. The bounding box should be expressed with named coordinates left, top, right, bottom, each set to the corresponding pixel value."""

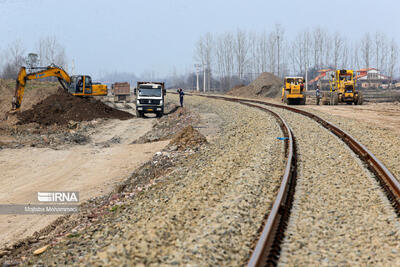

left=227, top=72, right=282, bottom=98
left=17, top=89, right=133, bottom=126
left=1, top=94, right=286, bottom=266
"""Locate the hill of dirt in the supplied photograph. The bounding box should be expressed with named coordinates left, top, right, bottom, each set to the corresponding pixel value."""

left=227, top=72, right=282, bottom=98
left=17, top=88, right=133, bottom=126
left=168, top=125, right=208, bottom=151
left=0, top=79, right=59, bottom=121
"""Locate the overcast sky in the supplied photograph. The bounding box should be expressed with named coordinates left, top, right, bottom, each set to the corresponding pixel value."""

left=1, top=0, right=399, bottom=78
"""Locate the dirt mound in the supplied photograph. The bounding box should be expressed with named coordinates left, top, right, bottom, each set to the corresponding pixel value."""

left=227, top=72, right=282, bottom=98
left=168, top=125, right=207, bottom=151
left=0, top=79, right=60, bottom=121
left=0, top=80, right=14, bottom=120
left=17, top=88, right=133, bottom=126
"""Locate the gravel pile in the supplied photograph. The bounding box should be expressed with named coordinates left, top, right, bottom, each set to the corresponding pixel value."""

left=25, top=95, right=286, bottom=265
left=227, top=72, right=282, bottom=98
left=133, top=104, right=199, bottom=144
left=250, top=104, right=400, bottom=266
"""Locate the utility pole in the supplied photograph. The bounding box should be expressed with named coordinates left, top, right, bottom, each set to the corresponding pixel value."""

left=195, top=64, right=201, bottom=92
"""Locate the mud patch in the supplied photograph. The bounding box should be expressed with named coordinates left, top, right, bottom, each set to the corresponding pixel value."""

left=17, top=89, right=133, bottom=126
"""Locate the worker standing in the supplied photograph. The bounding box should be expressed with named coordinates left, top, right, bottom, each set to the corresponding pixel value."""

left=316, top=85, right=321, bottom=105
left=178, top=88, right=184, bottom=107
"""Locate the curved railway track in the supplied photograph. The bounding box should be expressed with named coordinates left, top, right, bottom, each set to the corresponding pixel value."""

left=192, top=94, right=400, bottom=266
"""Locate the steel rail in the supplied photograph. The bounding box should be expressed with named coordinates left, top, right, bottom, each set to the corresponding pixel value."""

left=190, top=94, right=298, bottom=266
left=186, top=93, right=400, bottom=266
left=197, top=94, right=400, bottom=215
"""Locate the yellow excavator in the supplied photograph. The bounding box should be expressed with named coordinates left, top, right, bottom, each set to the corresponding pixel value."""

left=11, top=65, right=107, bottom=111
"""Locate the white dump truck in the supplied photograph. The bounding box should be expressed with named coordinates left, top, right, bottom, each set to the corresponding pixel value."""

left=134, top=81, right=166, bottom=118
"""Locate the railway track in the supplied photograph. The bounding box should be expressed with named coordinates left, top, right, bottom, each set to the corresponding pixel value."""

left=194, top=94, right=400, bottom=266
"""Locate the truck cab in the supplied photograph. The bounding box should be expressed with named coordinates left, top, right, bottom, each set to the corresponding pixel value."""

left=135, top=82, right=166, bottom=117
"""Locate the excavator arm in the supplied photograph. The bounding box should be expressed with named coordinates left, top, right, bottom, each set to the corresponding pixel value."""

left=12, top=66, right=71, bottom=111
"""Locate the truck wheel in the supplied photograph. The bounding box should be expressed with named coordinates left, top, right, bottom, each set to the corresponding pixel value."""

left=156, top=112, right=163, bottom=118
left=136, top=110, right=142, bottom=118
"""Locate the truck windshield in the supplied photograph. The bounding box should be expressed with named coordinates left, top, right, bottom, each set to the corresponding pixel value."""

left=138, top=88, right=161, bottom=97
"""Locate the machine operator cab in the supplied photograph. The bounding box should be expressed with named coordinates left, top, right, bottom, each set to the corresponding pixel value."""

left=68, top=75, right=93, bottom=95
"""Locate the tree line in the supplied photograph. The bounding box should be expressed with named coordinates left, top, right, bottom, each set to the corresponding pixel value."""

left=194, top=25, right=400, bottom=91
left=0, top=36, right=67, bottom=79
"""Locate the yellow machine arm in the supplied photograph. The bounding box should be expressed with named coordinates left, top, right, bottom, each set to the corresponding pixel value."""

left=12, top=66, right=71, bottom=111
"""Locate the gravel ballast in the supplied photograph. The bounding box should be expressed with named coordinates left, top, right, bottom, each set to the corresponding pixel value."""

left=298, top=105, right=400, bottom=183
left=249, top=104, right=400, bottom=266
left=26, top=95, right=286, bottom=266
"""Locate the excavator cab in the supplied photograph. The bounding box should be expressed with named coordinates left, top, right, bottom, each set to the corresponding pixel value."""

left=69, top=75, right=92, bottom=95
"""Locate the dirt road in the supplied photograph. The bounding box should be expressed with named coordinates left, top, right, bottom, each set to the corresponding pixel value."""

left=0, top=116, right=168, bottom=248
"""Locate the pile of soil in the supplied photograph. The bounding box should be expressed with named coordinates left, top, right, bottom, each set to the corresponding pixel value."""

left=17, top=89, right=133, bottom=126
left=168, top=125, right=208, bottom=151
left=0, top=80, right=14, bottom=120
left=133, top=105, right=200, bottom=144
left=227, top=72, right=282, bottom=98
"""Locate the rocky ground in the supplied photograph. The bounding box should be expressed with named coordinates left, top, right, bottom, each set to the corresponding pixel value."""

left=247, top=102, right=400, bottom=266
left=3, top=91, right=399, bottom=266
left=1, top=94, right=286, bottom=266
left=298, top=104, right=400, bottom=183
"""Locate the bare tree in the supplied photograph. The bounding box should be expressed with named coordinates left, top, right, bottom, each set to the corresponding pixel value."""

left=26, top=53, right=39, bottom=68
left=388, top=38, right=398, bottom=83
left=274, top=24, right=285, bottom=77
left=1, top=39, right=26, bottom=78
left=234, top=29, right=249, bottom=80
left=267, top=31, right=276, bottom=74
left=361, top=33, right=371, bottom=69
left=214, top=32, right=235, bottom=90
left=257, top=30, right=268, bottom=73
left=340, top=40, right=349, bottom=69
left=312, top=27, right=324, bottom=69
left=37, top=36, right=67, bottom=67
left=247, top=31, right=256, bottom=79
left=333, top=32, right=343, bottom=69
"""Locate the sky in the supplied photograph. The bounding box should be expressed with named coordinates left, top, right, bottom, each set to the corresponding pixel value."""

left=0, top=0, right=399, bottom=79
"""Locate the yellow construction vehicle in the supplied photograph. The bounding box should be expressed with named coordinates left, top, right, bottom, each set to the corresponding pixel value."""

left=281, top=77, right=306, bottom=105
left=328, top=69, right=363, bottom=105
left=11, top=65, right=107, bottom=111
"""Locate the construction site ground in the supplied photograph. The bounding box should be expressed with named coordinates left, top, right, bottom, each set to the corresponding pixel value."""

left=1, top=82, right=400, bottom=265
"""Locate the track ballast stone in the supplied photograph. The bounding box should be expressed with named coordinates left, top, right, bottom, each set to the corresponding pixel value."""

left=27, top=95, right=286, bottom=266
left=251, top=104, right=400, bottom=266
left=298, top=105, right=400, bottom=183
